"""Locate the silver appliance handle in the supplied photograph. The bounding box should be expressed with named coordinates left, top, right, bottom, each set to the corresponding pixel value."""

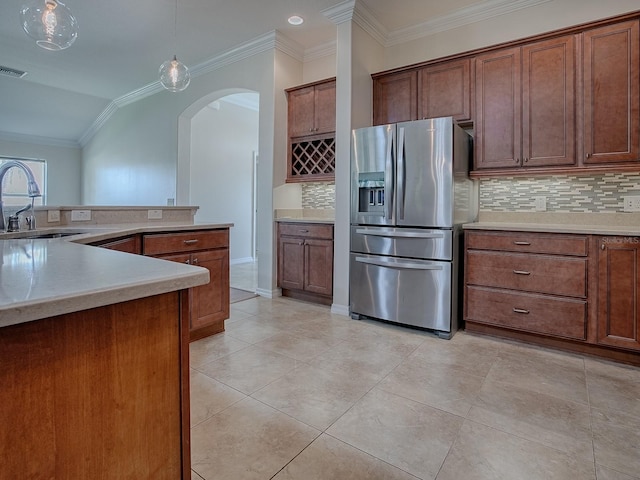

left=355, top=228, right=444, bottom=239
left=397, top=127, right=406, bottom=220
left=385, top=126, right=394, bottom=221
left=355, top=256, right=444, bottom=271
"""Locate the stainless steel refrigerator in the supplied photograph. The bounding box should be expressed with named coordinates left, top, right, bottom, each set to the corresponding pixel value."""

left=349, top=117, right=477, bottom=338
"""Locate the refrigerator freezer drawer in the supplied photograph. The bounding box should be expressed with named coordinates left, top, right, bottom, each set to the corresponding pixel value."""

left=351, top=226, right=453, bottom=260
left=350, top=253, right=453, bottom=334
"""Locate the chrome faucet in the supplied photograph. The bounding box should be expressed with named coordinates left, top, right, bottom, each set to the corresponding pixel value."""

left=0, top=160, right=41, bottom=232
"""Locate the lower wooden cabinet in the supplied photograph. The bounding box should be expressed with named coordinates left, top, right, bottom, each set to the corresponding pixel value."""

left=277, top=222, right=334, bottom=305
left=143, top=229, right=230, bottom=341
left=464, top=230, right=640, bottom=364
left=596, top=236, right=640, bottom=351
left=92, top=234, right=141, bottom=254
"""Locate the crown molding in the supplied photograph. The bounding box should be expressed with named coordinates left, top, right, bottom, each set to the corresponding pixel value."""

left=0, top=130, right=80, bottom=149
left=322, top=0, right=356, bottom=25
left=386, top=0, right=554, bottom=46
left=303, top=41, right=337, bottom=62
left=352, top=1, right=388, bottom=46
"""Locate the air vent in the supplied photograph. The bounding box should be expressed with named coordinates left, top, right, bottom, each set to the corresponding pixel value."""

left=0, top=66, right=27, bottom=78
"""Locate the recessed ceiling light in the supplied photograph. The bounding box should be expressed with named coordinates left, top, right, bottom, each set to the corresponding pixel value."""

left=288, top=15, right=304, bottom=26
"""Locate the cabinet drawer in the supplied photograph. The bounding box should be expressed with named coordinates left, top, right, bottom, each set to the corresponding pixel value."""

left=278, top=222, right=333, bottom=240
left=466, top=250, right=587, bottom=297
left=466, top=286, right=587, bottom=340
left=143, top=230, right=229, bottom=256
left=466, top=231, right=588, bottom=256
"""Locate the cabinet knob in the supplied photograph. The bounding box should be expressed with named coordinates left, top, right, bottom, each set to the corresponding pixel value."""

left=185, top=260, right=190, bottom=265
left=586, top=153, right=592, bottom=159
left=192, top=257, right=199, bottom=265
left=515, top=158, right=520, bottom=163
left=601, top=243, right=606, bottom=250
left=524, top=157, right=529, bottom=163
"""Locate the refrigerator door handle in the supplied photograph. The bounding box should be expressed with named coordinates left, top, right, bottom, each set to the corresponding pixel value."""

left=385, top=126, right=394, bottom=221
left=355, top=228, right=445, bottom=239
left=355, top=256, right=444, bottom=271
left=397, top=127, right=406, bottom=220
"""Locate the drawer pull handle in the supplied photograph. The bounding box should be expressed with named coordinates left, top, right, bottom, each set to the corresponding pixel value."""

left=513, top=308, right=530, bottom=314
left=513, top=241, right=531, bottom=246
left=183, top=239, right=199, bottom=245
left=513, top=270, right=531, bottom=275
left=299, top=229, right=309, bottom=233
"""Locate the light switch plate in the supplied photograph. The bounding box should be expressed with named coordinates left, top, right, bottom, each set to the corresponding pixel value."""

left=147, top=209, right=162, bottom=220
left=71, top=209, right=91, bottom=221
left=47, top=209, right=60, bottom=222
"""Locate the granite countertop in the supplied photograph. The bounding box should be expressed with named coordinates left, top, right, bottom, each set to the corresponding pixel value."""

left=0, top=222, right=232, bottom=328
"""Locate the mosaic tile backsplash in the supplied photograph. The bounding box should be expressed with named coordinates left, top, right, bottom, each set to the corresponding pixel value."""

left=302, top=182, right=335, bottom=209
left=480, top=173, right=640, bottom=213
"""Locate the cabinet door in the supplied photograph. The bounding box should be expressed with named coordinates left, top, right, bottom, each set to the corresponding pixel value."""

left=597, top=237, right=640, bottom=351
left=314, top=80, right=336, bottom=135
left=190, top=249, right=230, bottom=332
left=418, top=58, right=471, bottom=122
left=522, top=35, right=576, bottom=167
left=288, top=86, right=316, bottom=137
left=304, top=238, right=334, bottom=296
left=278, top=236, right=305, bottom=290
left=475, top=47, right=522, bottom=169
left=583, top=20, right=640, bottom=165
left=373, top=70, right=418, bottom=126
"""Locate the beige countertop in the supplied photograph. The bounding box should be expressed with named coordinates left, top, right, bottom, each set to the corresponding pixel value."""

left=274, top=208, right=334, bottom=224
left=463, top=212, right=640, bottom=236
left=0, top=222, right=232, bottom=328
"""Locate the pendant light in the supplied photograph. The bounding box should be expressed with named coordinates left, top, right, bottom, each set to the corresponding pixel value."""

left=20, top=0, right=78, bottom=51
left=159, top=0, right=190, bottom=92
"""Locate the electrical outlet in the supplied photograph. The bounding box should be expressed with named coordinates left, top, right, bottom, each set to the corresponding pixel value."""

left=47, top=209, right=60, bottom=222
left=70, top=209, right=91, bottom=221
left=147, top=209, right=163, bottom=220
left=623, top=196, right=640, bottom=212
left=166, top=198, right=175, bottom=206
left=534, top=196, right=547, bottom=212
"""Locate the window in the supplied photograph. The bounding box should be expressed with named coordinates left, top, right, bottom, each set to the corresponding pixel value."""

left=0, top=157, right=46, bottom=207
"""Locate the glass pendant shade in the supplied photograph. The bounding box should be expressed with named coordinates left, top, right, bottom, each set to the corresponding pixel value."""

left=159, top=55, right=191, bottom=92
left=20, top=0, right=78, bottom=51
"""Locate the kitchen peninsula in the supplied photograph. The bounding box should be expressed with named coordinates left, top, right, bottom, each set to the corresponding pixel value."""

left=0, top=213, right=231, bottom=480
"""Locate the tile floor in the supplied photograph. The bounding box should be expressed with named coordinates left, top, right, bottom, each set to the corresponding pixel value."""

left=190, top=296, right=640, bottom=480
left=230, top=260, right=257, bottom=292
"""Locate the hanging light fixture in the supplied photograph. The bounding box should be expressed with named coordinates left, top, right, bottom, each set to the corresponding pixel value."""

left=159, top=0, right=190, bottom=92
left=20, top=0, right=78, bottom=51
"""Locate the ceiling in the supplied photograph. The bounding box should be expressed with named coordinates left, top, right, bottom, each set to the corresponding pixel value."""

left=0, top=0, right=488, bottom=146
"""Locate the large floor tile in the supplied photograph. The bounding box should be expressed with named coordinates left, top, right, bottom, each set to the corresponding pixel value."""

left=596, top=465, right=640, bottom=480
left=485, top=347, right=588, bottom=404
left=252, top=363, right=377, bottom=430
left=585, top=358, right=640, bottom=418
left=224, top=316, right=286, bottom=344
left=377, top=358, right=486, bottom=417
left=191, top=470, right=205, bottom=480
left=191, top=397, right=319, bottom=480
left=467, top=378, right=594, bottom=460
left=273, top=433, right=420, bottom=480
left=437, top=420, right=596, bottom=480
left=344, top=322, right=428, bottom=359
left=190, top=369, right=245, bottom=427
left=196, top=344, right=302, bottom=394
left=407, top=337, right=499, bottom=378
left=592, top=407, right=640, bottom=478
left=189, top=333, right=251, bottom=368
left=255, top=331, right=337, bottom=361
left=327, top=388, right=463, bottom=480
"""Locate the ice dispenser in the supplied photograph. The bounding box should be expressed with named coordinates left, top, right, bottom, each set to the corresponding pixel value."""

left=357, top=172, right=385, bottom=214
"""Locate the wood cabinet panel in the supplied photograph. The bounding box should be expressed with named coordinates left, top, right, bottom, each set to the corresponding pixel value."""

left=466, top=285, right=587, bottom=340
left=466, top=250, right=587, bottom=298
left=583, top=20, right=640, bottom=165
left=143, top=229, right=228, bottom=256
left=277, top=222, right=333, bottom=240
left=288, top=86, right=316, bottom=138
left=278, top=236, right=305, bottom=291
left=475, top=47, right=521, bottom=169
left=314, top=80, right=337, bottom=135
left=93, top=234, right=141, bottom=254
left=373, top=70, right=418, bottom=125
left=522, top=35, right=576, bottom=167
left=304, top=238, right=333, bottom=296
left=418, top=58, right=471, bottom=122
left=465, top=231, right=588, bottom=256
left=597, top=237, right=640, bottom=351
left=0, top=293, right=187, bottom=479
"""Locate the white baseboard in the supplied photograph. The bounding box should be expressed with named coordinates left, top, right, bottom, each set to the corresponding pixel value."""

left=331, top=303, right=350, bottom=317
left=230, top=256, right=255, bottom=266
left=255, top=287, right=280, bottom=298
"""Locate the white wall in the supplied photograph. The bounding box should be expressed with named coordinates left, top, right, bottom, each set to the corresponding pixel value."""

left=382, top=0, right=640, bottom=70
left=0, top=138, right=81, bottom=205
left=190, top=98, right=258, bottom=263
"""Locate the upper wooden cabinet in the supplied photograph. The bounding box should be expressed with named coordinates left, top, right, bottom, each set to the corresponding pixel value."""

left=372, top=58, right=471, bottom=126
left=475, top=35, right=576, bottom=170
left=373, top=70, right=418, bottom=125
left=583, top=20, right=640, bottom=165
left=287, top=78, right=336, bottom=138
left=286, top=78, right=336, bottom=182
left=418, top=58, right=472, bottom=123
